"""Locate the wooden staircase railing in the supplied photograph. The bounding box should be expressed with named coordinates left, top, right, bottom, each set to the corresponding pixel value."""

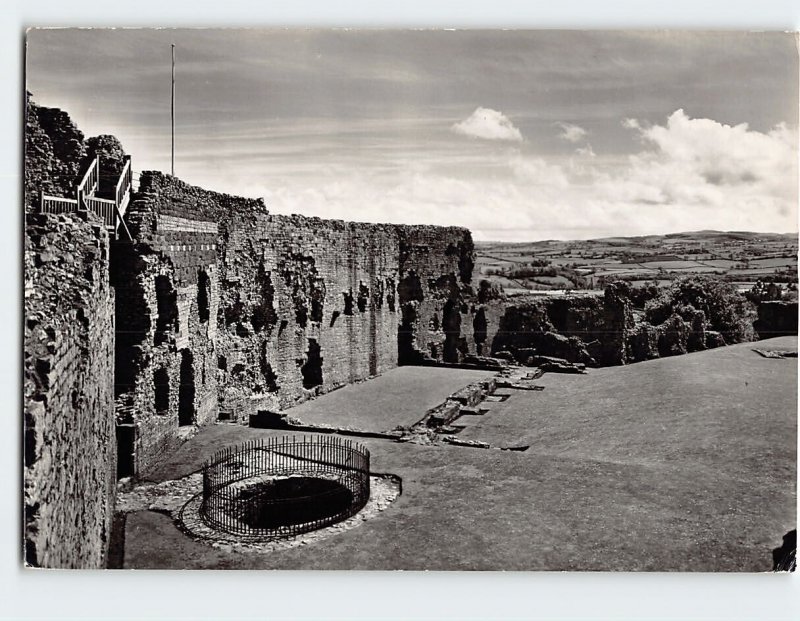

left=114, top=157, right=134, bottom=240
left=76, top=155, right=99, bottom=210
left=39, top=155, right=133, bottom=241
left=40, top=194, right=78, bottom=214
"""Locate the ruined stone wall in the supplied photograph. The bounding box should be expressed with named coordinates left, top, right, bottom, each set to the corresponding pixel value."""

left=396, top=225, right=502, bottom=364
left=217, top=214, right=402, bottom=418
left=754, top=300, right=799, bottom=339
left=124, top=174, right=493, bottom=427
left=24, top=94, right=87, bottom=211
left=24, top=213, right=116, bottom=568
left=112, top=173, right=237, bottom=474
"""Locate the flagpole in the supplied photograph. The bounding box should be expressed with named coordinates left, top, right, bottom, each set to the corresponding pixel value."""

left=171, top=43, right=175, bottom=176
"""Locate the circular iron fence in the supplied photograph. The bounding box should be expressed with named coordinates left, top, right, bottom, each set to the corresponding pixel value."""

left=200, top=435, right=370, bottom=539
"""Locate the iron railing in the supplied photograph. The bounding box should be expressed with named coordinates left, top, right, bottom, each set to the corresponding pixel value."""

left=200, top=435, right=370, bottom=539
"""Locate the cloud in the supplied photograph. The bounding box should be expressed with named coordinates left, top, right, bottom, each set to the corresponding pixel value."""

left=176, top=109, right=797, bottom=242
left=451, top=107, right=523, bottom=142
left=556, top=122, right=588, bottom=143
left=619, top=109, right=796, bottom=205
left=621, top=118, right=640, bottom=130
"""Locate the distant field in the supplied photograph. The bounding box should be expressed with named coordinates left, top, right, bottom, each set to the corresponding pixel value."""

left=475, top=230, right=798, bottom=293
left=638, top=260, right=707, bottom=270
left=700, top=259, right=738, bottom=268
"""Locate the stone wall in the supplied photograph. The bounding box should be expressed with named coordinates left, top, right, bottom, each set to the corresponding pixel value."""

left=215, top=214, right=403, bottom=417
left=25, top=93, right=503, bottom=566
left=24, top=212, right=116, bottom=568
left=111, top=173, right=240, bottom=474
left=396, top=226, right=507, bottom=365
left=754, top=300, right=799, bottom=339
left=24, top=94, right=87, bottom=210
left=489, top=284, right=743, bottom=367
left=120, top=173, right=493, bottom=431
left=22, top=97, right=503, bottom=567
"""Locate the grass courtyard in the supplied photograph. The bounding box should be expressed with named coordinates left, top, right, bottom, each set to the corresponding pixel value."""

left=121, top=337, right=796, bottom=571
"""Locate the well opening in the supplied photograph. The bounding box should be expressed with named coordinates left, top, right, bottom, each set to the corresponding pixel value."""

left=237, top=477, right=354, bottom=529
left=200, top=435, right=370, bottom=539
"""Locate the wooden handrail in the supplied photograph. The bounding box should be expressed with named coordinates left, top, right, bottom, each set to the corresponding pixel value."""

left=84, top=196, right=116, bottom=227
left=40, top=194, right=78, bottom=214
left=76, top=156, right=99, bottom=207
left=114, top=155, right=134, bottom=241
left=115, top=156, right=132, bottom=208
left=39, top=155, right=134, bottom=241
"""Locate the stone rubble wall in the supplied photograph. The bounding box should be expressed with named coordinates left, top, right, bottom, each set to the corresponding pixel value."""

left=22, top=98, right=498, bottom=568
left=112, top=174, right=230, bottom=474
left=24, top=95, right=87, bottom=211
left=124, top=173, right=490, bottom=429
left=24, top=212, right=116, bottom=568
left=754, top=300, right=799, bottom=339
left=216, top=213, right=402, bottom=418
left=395, top=226, right=507, bottom=365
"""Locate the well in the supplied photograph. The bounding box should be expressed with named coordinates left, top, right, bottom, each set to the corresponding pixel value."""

left=200, top=435, right=370, bottom=539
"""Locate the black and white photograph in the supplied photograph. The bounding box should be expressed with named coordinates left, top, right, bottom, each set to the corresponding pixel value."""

left=22, top=27, right=797, bottom=574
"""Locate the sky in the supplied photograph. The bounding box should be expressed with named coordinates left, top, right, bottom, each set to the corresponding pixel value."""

left=25, top=29, right=799, bottom=241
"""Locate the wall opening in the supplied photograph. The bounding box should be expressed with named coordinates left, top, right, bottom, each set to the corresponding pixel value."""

left=310, top=281, right=325, bottom=323
left=398, top=271, right=424, bottom=303
left=251, top=263, right=277, bottom=332
left=473, top=308, right=488, bottom=355
left=224, top=294, right=245, bottom=327
left=259, top=343, right=280, bottom=393
left=398, top=303, right=422, bottom=365
left=357, top=282, right=369, bottom=313
left=197, top=269, right=210, bottom=324
left=154, top=275, right=178, bottom=345
left=116, top=425, right=136, bottom=479
left=294, top=300, right=309, bottom=328
left=301, top=339, right=324, bottom=389
left=310, top=296, right=324, bottom=324
left=153, top=367, right=170, bottom=414
left=264, top=363, right=280, bottom=392
left=178, top=350, right=196, bottom=426
left=442, top=299, right=462, bottom=363
left=386, top=277, right=396, bottom=312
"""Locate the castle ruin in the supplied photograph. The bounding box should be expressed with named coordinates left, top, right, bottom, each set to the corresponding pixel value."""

left=23, top=97, right=506, bottom=567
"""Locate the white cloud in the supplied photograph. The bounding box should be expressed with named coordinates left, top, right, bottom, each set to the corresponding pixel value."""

left=202, top=109, right=798, bottom=241
left=556, top=122, right=588, bottom=143
left=509, top=155, right=569, bottom=187
left=621, top=117, right=640, bottom=130
left=451, top=107, right=523, bottom=142
left=618, top=109, right=797, bottom=207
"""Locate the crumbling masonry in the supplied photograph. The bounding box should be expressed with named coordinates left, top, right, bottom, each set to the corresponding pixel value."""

left=27, top=98, right=782, bottom=569
left=23, top=100, right=503, bottom=567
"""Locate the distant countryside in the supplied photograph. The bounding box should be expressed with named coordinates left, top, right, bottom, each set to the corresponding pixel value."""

left=476, top=230, right=798, bottom=296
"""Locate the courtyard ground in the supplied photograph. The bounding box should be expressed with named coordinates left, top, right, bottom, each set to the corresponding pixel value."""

left=284, top=366, right=494, bottom=432
left=122, top=336, right=797, bottom=571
